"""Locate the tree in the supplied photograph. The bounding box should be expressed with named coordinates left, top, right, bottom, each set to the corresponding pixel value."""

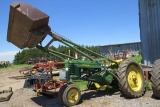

left=13, top=45, right=100, bottom=64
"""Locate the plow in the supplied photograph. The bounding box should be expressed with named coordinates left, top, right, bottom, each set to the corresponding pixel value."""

left=6, top=2, right=149, bottom=106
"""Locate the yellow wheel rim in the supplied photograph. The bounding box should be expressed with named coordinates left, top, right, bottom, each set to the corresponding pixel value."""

left=32, top=70, right=37, bottom=74
left=94, top=82, right=101, bottom=89
left=67, top=88, right=79, bottom=103
left=127, top=65, right=142, bottom=92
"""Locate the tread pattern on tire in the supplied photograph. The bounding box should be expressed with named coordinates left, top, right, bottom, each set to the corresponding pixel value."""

left=58, top=84, right=67, bottom=104
left=117, top=59, right=145, bottom=98
left=151, top=59, right=160, bottom=98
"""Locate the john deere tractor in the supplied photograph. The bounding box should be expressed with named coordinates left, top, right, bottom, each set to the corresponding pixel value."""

left=7, top=2, right=146, bottom=106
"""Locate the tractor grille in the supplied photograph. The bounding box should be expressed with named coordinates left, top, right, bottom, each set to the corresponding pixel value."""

left=68, top=64, right=75, bottom=74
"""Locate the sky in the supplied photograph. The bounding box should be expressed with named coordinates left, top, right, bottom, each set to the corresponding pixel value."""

left=0, top=0, right=140, bottom=62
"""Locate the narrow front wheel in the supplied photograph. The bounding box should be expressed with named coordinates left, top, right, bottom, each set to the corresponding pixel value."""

left=59, top=84, right=67, bottom=104
left=62, top=84, right=81, bottom=106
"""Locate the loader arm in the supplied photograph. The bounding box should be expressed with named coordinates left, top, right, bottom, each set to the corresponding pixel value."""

left=36, top=26, right=118, bottom=64
left=36, top=45, right=76, bottom=60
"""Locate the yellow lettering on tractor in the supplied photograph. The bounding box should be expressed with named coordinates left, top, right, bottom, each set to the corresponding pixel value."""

left=81, top=64, right=90, bottom=67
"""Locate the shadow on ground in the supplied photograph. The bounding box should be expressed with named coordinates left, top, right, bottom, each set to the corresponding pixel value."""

left=79, top=88, right=121, bottom=103
left=30, top=88, right=121, bottom=107
left=31, top=91, right=64, bottom=107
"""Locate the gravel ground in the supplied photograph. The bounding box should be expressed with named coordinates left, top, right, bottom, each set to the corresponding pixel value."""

left=0, top=88, right=160, bottom=107
left=0, top=68, right=160, bottom=107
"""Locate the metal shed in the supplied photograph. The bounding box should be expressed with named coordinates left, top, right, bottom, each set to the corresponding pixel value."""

left=139, top=0, right=160, bottom=66
left=100, top=42, right=141, bottom=55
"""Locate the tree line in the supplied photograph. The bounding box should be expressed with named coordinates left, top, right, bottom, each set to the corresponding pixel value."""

left=13, top=45, right=100, bottom=64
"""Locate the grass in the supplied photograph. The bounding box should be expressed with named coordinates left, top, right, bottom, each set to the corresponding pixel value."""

left=130, top=55, right=142, bottom=63
left=0, top=64, right=33, bottom=71
left=145, top=80, right=152, bottom=91
left=73, top=81, right=88, bottom=90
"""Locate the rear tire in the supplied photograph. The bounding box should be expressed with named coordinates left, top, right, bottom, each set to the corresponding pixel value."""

left=117, top=59, right=145, bottom=98
left=87, top=81, right=97, bottom=90
left=151, top=59, right=160, bottom=98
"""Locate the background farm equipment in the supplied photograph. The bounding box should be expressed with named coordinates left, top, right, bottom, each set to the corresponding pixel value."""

left=7, top=2, right=147, bottom=106
left=0, top=61, right=10, bottom=68
left=19, top=61, right=64, bottom=76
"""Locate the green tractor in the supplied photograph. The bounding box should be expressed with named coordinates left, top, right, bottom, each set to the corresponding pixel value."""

left=7, top=2, right=146, bottom=106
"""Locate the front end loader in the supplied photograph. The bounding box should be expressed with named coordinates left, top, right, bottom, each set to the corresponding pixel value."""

left=7, top=2, right=146, bottom=106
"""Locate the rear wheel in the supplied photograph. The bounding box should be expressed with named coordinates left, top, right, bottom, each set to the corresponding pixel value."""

left=87, top=81, right=97, bottom=90
left=151, top=59, right=160, bottom=98
left=117, top=59, right=145, bottom=98
left=62, top=84, right=81, bottom=107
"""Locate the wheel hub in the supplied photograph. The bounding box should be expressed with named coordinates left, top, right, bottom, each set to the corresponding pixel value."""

left=132, top=75, right=138, bottom=83
left=127, top=65, right=142, bottom=92
left=68, top=89, right=78, bottom=103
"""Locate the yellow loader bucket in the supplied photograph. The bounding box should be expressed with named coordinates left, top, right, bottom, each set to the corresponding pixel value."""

left=7, top=2, right=49, bottom=49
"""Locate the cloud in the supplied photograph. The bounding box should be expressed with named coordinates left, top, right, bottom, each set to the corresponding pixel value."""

left=0, top=51, right=19, bottom=62
left=0, top=51, right=19, bottom=56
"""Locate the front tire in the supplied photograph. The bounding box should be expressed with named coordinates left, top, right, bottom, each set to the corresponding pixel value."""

left=151, top=59, right=160, bottom=98
left=59, top=84, right=67, bottom=104
left=117, top=59, right=145, bottom=98
left=62, top=84, right=81, bottom=107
